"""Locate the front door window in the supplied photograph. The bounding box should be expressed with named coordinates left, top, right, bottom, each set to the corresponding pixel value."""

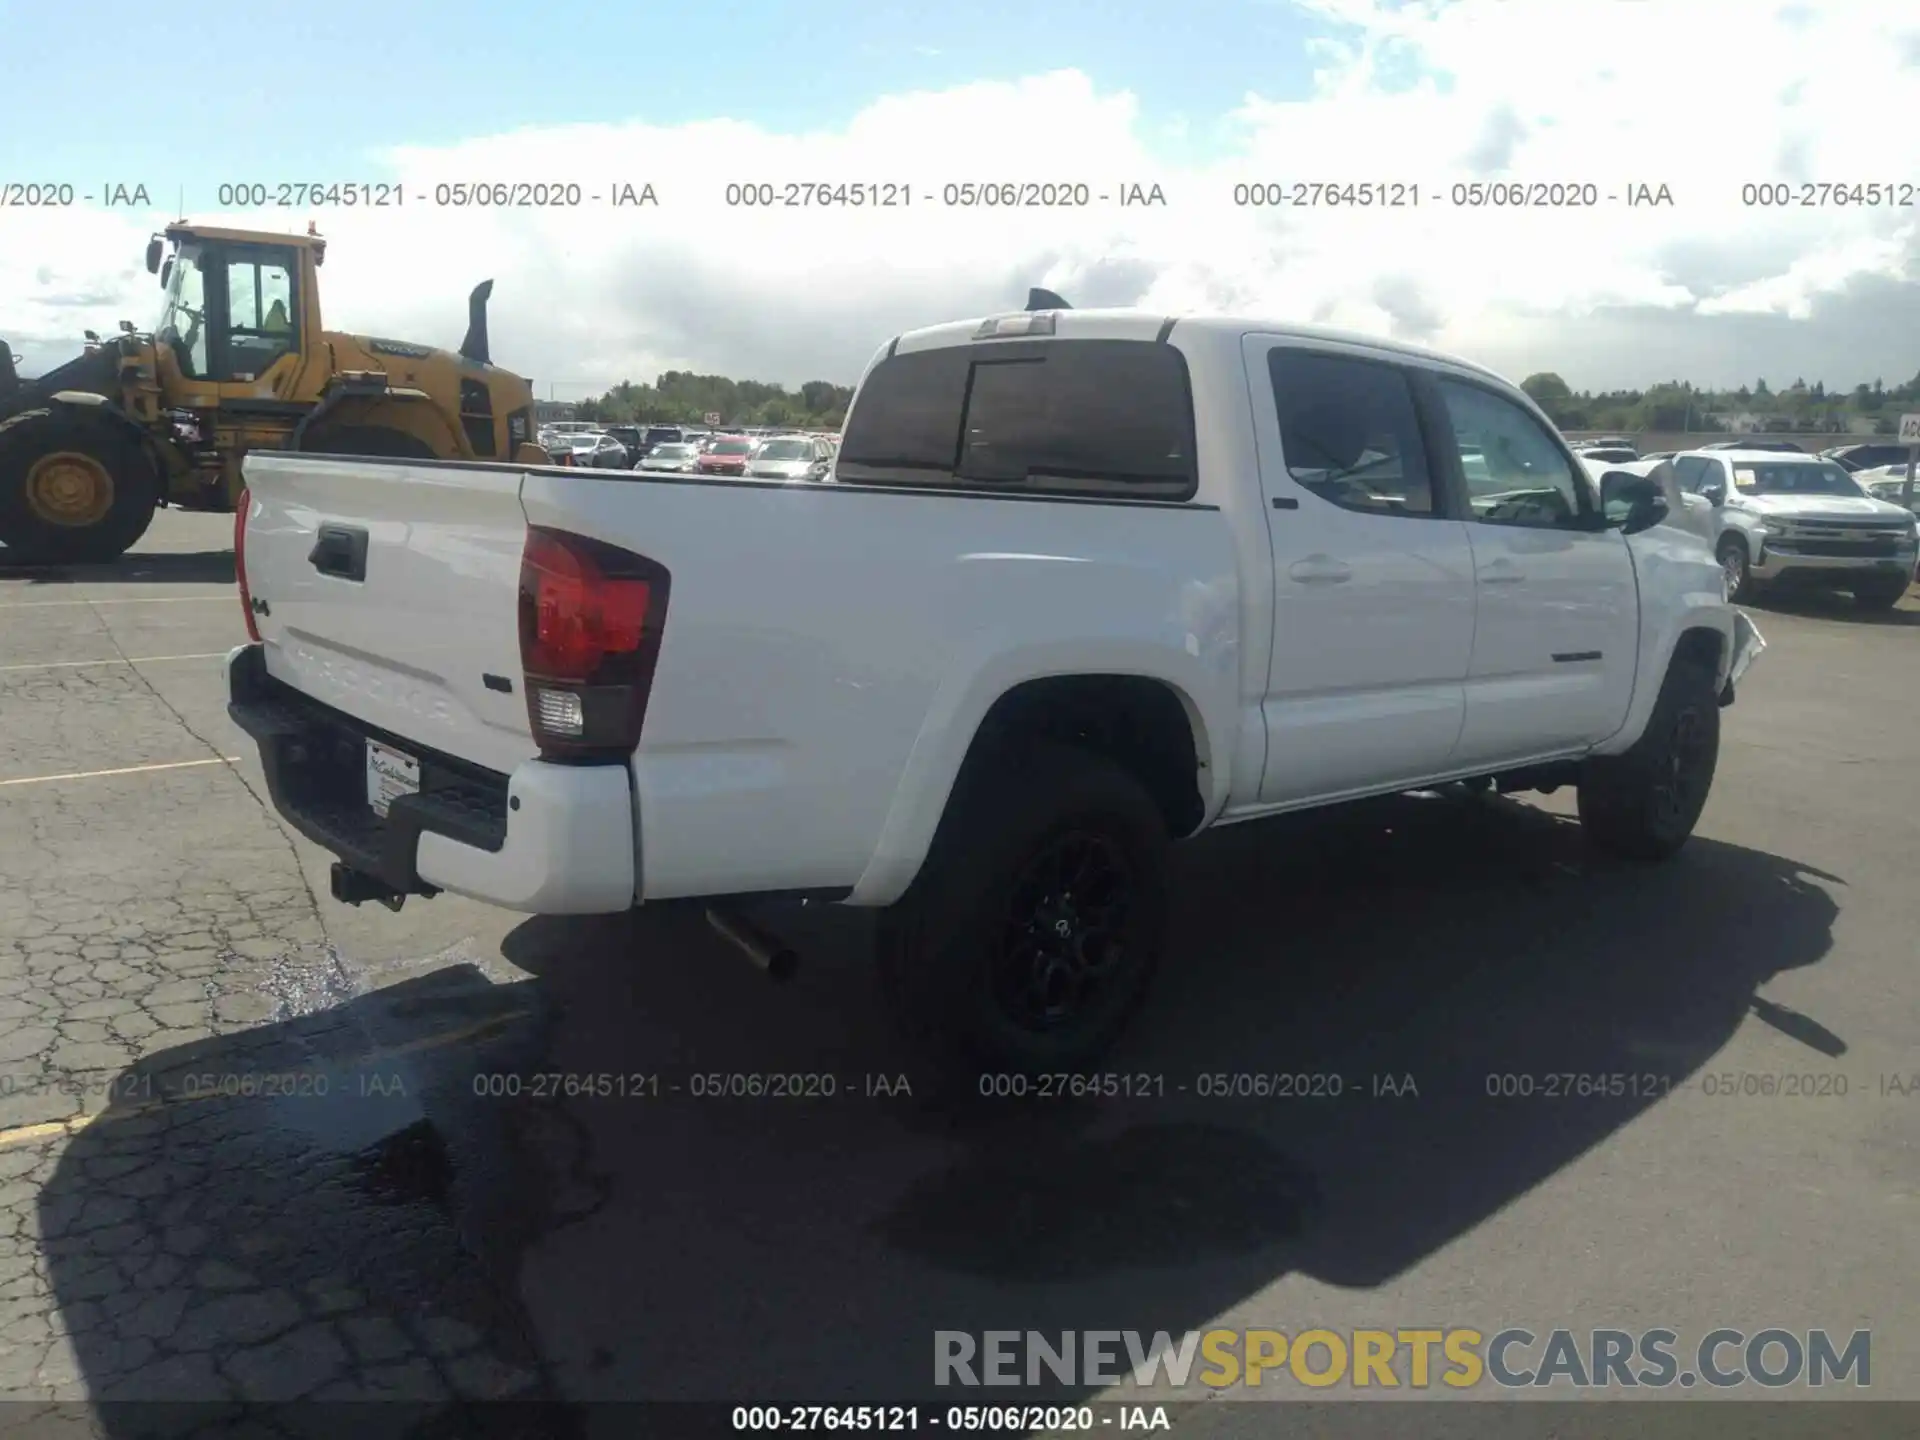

left=156, top=243, right=210, bottom=380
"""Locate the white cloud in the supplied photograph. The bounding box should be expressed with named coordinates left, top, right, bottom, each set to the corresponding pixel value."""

left=3, top=1, right=1917, bottom=394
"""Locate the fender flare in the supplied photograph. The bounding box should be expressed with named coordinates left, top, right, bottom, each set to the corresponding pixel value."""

left=1593, top=600, right=1735, bottom=757
left=845, top=641, right=1230, bottom=907
left=47, top=390, right=149, bottom=440
left=291, top=378, right=458, bottom=453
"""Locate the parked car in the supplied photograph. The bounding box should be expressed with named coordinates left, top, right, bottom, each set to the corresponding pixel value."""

left=1575, top=435, right=1639, bottom=451
left=540, top=422, right=599, bottom=450
left=1574, top=446, right=1641, bottom=465
left=1670, top=450, right=1918, bottom=608
left=1581, top=457, right=1713, bottom=543
left=604, top=426, right=649, bottom=466
left=228, top=303, right=1764, bottom=1077
left=641, top=426, right=687, bottom=455
left=695, top=434, right=755, bottom=476
left=1701, top=439, right=1803, bottom=453
left=637, top=442, right=702, bottom=474
left=555, top=432, right=630, bottom=469
left=1855, top=464, right=1920, bottom=516
left=1823, top=442, right=1917, bottom=473
left=745, top=435, right=835, bottom=481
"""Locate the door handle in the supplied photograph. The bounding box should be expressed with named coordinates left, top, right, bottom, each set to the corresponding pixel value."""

left=309, top=524, right=369, bottom=583
left=1289, top=555, right=1353, bottom=584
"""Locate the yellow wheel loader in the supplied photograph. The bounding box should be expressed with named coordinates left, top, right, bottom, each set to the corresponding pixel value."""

left=0, top=222, right=550, bottom=565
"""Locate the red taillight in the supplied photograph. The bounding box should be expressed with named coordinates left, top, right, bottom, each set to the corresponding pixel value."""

left=234, top=486, right=261, bottom=643
left=518, top=527, right=670, bottom=758
left=522, top=534, right=649, bottom=677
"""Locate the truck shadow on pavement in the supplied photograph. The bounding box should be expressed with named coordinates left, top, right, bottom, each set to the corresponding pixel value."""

left=0, top=549, right=235, bottom=587
left=493, top=788, right=1845, bottom=1402
left=40, top=789, right=1844, bottom=1424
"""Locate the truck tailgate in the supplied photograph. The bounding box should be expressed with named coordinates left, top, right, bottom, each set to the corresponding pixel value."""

left=239, top=452, right=536, bottom=775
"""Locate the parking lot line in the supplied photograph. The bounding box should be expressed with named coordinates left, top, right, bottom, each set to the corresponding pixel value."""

left=0, top=1117, right=92, bottom=1150
left=0, top=756, right=243, bottom=788
left=0, top=652, right=227, bottom=673
left=0, top=595, right=233, bottom=609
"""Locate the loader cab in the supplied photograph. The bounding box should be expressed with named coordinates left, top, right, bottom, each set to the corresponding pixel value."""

left=152, top=226, right=324, bottom=402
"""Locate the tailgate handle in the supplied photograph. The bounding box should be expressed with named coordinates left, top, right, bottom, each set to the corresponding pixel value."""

left=309, top=524, right=369, bottom=583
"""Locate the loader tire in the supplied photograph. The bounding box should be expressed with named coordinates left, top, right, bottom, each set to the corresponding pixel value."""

left=300, top=425, right=438, bottom=460
left=0, top=410, right=158, bottom=565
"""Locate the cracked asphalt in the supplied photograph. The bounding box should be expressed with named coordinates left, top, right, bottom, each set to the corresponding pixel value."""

left=0, top=511, right=1915, bottom=1436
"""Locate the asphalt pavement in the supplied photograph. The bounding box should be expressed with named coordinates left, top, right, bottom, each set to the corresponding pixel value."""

left=0, top=510, right=1915, bottom=1436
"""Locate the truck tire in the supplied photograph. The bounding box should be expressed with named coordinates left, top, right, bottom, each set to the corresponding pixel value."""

left=875, top=741, right=1170, bottom=1080
left=1852, top=576, right=1911, bottom=612
left=300, top=425, right=438, bottom=459
left=1715, top=534, right=1753, bottom=602
left=0, top=409, right=158, bottom=565
left=1576, top=652, right=1720, bottom=862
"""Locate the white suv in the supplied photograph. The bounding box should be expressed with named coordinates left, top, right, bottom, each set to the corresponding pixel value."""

left=1671, top=449, right=1917, bottom=610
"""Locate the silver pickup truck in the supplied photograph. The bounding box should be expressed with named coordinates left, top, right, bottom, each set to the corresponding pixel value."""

left=1670, top=448, right=1919, bottom=609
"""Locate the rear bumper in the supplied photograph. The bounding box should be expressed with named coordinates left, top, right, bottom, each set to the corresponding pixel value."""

left=226, top=644, right=636, bottom=914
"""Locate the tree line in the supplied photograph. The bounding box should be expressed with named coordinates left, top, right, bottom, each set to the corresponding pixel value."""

left=1522, top=370, right=1920, bottom=434
left=572, top=371, right=855, bottom=429
left=569, top=364, right=1920, bottom=436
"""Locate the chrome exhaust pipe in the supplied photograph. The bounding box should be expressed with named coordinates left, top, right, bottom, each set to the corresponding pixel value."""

left=706, top=907, right=798, bottom=982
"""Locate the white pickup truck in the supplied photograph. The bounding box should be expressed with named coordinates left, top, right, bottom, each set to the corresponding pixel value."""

left=228, top=302, right=1764, bottom=1074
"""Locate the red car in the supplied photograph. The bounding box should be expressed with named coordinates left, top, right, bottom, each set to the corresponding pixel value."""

left=696, top=434, right=755, bottom=476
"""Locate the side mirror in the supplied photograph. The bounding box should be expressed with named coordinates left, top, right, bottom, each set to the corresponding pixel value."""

left=1600, top=472, right=1669, bottom=535
left=145, top=237, right=163, bottom=274
left=1700, top=480, right=1726, bottom=506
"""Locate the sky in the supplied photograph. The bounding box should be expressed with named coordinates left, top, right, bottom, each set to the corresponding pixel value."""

left=3, top=0, right=1918, bottom=398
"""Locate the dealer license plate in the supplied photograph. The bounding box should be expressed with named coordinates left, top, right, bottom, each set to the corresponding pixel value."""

left=366, top=740, right=420, bottom=819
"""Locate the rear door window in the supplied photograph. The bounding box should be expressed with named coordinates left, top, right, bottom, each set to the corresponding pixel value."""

left=1266, top=348, right=1438, bottom=518
left=838, top=340, right=1197, bottom=500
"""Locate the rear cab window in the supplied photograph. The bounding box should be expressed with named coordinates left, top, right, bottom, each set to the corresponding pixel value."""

left=837, top=339, right=1198, bottom=501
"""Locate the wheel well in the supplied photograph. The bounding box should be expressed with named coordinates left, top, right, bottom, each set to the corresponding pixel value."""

left=1716, top=530, right=1749, bottom=558
left=300, top=422, right=438, bottom=459
left=1671, top=626, right=1724, bottom=677
left=966, top=675, right=1207, bottom=837
left=306, top=398, right=458, bottom=456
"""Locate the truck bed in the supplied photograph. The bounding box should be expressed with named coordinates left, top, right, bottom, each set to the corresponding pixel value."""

left=235, top=453, right=1243, bottom=908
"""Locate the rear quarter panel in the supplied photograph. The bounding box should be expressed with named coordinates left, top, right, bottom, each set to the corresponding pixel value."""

left=519, top=473, right=1243, bottom=904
